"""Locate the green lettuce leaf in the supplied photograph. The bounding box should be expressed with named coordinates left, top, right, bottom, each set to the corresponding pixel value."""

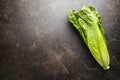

left=68, top=6, right=110, bottom=70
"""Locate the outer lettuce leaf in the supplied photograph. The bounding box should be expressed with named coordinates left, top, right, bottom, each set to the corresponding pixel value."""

left=68, top=6, right=110, bottom=70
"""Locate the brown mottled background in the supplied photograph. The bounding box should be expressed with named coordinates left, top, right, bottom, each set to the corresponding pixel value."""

left=0, top=0, right=120, bottom=80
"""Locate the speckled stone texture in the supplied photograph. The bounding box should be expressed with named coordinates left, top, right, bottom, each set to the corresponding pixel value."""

left=0, top=0, right=120, bottom=80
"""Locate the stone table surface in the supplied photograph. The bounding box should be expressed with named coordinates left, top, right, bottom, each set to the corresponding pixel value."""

left=0, top=0, right=120, bottom=80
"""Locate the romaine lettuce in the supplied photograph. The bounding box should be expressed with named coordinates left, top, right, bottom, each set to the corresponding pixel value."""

left=68, top=6, right=110, bottom=70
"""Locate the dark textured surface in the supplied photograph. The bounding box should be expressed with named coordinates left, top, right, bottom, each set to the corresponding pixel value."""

left=0, top=0, right=120, bottom=80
